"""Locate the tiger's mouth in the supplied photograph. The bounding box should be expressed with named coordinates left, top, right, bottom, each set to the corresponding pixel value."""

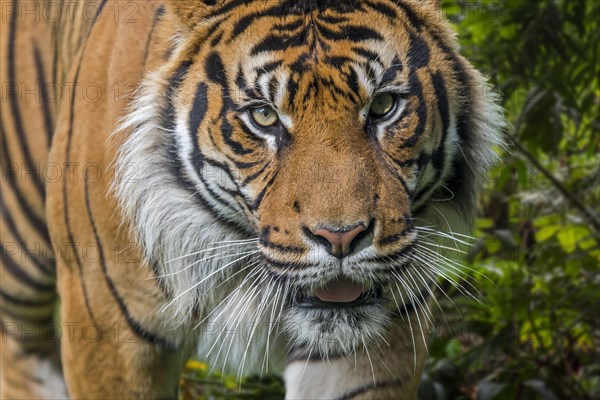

left=293, top=278, right=384, bottom=309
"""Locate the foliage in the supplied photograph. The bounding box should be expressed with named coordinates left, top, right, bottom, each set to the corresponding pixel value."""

left=180, top=1, right=600, bottom=398
left=419, top=1, right=600, bottom=399
left=179, top=361, right=284, bottom=399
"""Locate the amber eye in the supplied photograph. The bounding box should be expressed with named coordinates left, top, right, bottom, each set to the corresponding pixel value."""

left=369, top=93, right=396, bottom=118
left=250, top=106, right=279, bottom=127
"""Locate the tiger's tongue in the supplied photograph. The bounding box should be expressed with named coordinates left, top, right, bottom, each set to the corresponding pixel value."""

left=312, top=279, right=364, bottom=303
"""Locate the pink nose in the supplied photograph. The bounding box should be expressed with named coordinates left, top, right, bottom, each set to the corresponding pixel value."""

left=312, top=224, right=367, bottom=258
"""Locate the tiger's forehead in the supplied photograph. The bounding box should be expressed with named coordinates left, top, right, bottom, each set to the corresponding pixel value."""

left=235, top=47, right=402, bottom=105
left=191, top=0, right=446, bottom=116
left=224, top=25, right=411, bottom=113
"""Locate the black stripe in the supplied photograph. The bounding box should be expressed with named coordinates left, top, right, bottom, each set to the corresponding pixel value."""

left=273, top=18, right=305, bottom=33
left=61, top=0, right=107, bottom=320
left=220, top=117, right=254, bottom=155
left=188, top=83, right=241, bottom=201
left=381, top=153, right=413, bottom=196
left=268, top=75, right=278, bottom=103
left=142, top=5, right=165, bottom=69
left=364, top=0, right=398, bottom=19
left=190, top=128, right=243, bottom=209
left=162, top=61, right=193, bottom=131
left=318, top=24, right=384, bottom=42
left=407, top=32, right=430, bottom=69
left=440, top=55, right=474, bottom=216
left=260, top=254, right=316, bottom=272
left=210, top=30, right=224, bottom=47
left=399, top=71, right=426, bottom=148
left=166, top=131, right=244, bottom=232
left=352, top=46, right=381, bottom=62
left=335, top=379, right=405, bottom=400
left=237, top=1, right=313, bottom=37
left=372, top=241, right=415, bottom=263
left=251, top=32, right=299, bottom=56
left=148, top=258, right=172, bottom=300
left=204, top=52, right=228, bottom=87
left=241, top=161, right=270, bottom=186
left=232, top=8, right=274, bottom=38
left=286, top=346, right=343, bottom=363
left=386, top=155, right=418, bottom=170
left=412, top=72, right=451, bottom=206
left=203, top=158, right=244, bottom=196
left=378, top=224, right=415, bottom=246
left=83, top=171, right=175, bottom=351
left=289, top=53, right=311, bottom=74
left=381, top=56, right=403, bottom=85
left=259, top=226, right=305, bottom=254
left=33, top=45, right=54, bottom=145
left=0, top=244, right=54, bottom=291
left=345, top=66, right=360, bottom=94
left=230, top=2, right=297, bottom=40
left=0, top=305, right=54, bottom=324
left=251, top=170, right=279, bottom=210
left=392, top=0, right=426, bottom=32
left=0, top=288, right=56, bottom=307
left=63, top=59, right=96, bottom=321
left=7, top=0, right=45, bottom=200
left=319, top=76, right=359, bottom=104
left=234, top=160, right=260, bottom=169
left=162, top=61, right=245, bottom=221
left=0, top=198, right=54, bottom=275
left=204, top=53, right=254, bottom=156
left=0, top=143, right=50, bottom=243
left=189, top=82, right=209, bottom=143
left=431, top=72, right=450, bottom=138
left=234, top=66, right=259, bottom=98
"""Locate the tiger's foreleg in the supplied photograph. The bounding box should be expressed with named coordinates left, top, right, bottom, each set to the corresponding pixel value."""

left=57, top=270, right=187, bottom=399
left=0, top=300, right=67, bottom=399
left=0, top=210, right=65, bottom=398
left=47, top=159, right=192, bottom=398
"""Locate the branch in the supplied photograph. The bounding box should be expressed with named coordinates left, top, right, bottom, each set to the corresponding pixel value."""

left=509, top=137, right=600, bottom=234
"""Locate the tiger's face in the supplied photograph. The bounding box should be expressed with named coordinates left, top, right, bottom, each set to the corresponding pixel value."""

left=117, top=0, right=502, bottom=358
left=183, top=2, right=460, bottom=349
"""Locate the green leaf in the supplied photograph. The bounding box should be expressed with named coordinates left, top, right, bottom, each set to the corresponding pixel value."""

left=477, top=218, right=495, bottom=229
left=557, top=226, right=591, bottom=253
left=533, top=214, right=561, bottom=228
left=535, top=225, right=560, bottom=242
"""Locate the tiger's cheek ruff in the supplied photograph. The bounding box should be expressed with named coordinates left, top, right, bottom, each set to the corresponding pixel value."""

left=112, top=62, right=255, bottom=328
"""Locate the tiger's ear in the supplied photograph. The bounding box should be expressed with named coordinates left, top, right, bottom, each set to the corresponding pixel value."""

left=165, top=0, right=219, bottom=29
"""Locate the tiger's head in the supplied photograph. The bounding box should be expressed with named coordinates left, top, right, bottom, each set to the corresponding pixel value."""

left=114, top=0, right=504, bottom=359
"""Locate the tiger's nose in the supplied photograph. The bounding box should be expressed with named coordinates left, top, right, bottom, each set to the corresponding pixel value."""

left=308, top=223, right=372, bottom=258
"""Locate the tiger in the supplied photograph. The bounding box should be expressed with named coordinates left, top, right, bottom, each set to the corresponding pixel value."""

left=0, top=0, right=505, bottom=398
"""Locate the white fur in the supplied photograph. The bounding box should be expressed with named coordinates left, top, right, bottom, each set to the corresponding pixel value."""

left=36, top=358, right=69, bottom=399
left=112, top=67, right=252, bottom=333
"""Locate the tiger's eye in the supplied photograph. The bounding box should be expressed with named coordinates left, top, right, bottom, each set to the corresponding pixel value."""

left=250, top=106, right=279, bottom=127
left=369, top=93, right=396, bottom=117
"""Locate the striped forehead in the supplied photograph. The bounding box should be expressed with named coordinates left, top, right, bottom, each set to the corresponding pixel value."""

left=220, top=2, right=411, bottom=101
left=237, top=47, right=399, bottom=107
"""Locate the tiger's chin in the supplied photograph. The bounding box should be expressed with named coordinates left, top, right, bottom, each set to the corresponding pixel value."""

left=282, top=284, right=392, bottom=357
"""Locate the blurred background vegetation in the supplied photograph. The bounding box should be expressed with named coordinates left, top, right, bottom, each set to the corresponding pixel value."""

left=180, top=1, right=599, bottom=398
left=419, top=1, right=599, bottom=399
